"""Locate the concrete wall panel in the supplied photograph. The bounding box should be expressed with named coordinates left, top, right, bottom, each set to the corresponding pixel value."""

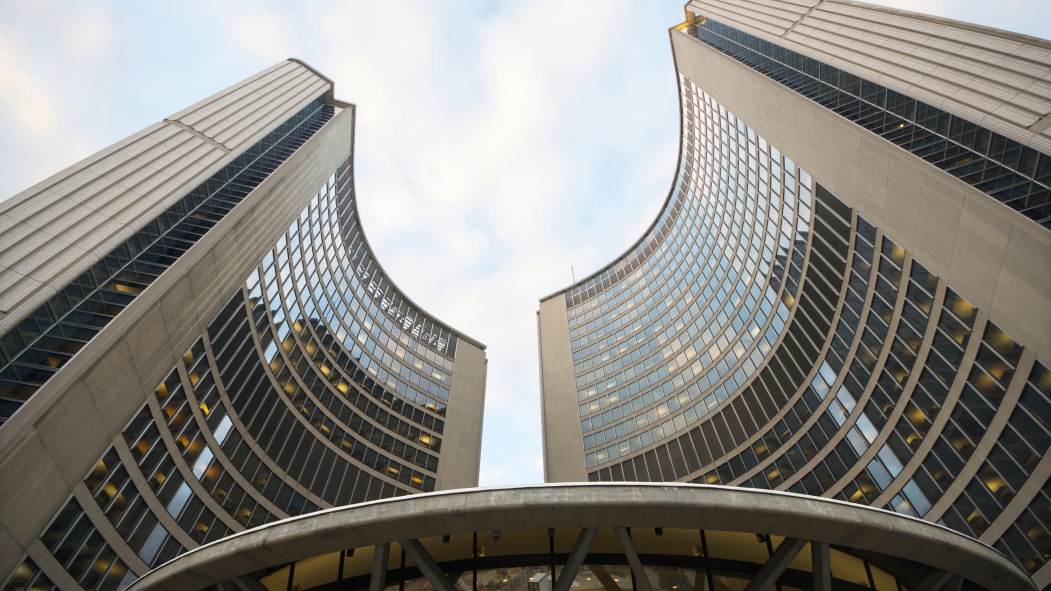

left=687, top=0, right=1051, bottom=153
left=0, top=60, right=333, bottom=333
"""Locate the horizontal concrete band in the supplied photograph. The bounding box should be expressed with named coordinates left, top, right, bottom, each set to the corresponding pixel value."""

left=129, top=483, right=1031, bottom=590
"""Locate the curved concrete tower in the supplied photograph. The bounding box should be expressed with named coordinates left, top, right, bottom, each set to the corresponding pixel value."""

left=539, top=2, right=1051, bottom=587
left=0, top=60, right=486, bottom=590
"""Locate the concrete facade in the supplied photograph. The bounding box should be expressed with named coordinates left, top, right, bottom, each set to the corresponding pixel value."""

left=539, top=296, right=588, bottom=482
left=685, top=0, right=1051, bottom=154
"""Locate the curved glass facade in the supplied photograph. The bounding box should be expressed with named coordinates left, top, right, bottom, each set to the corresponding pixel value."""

left=225, top=156, right=460, bottom=498
left=574, top=78, right=814, bottom=471
left=539, top=17, right=1051, bottom=586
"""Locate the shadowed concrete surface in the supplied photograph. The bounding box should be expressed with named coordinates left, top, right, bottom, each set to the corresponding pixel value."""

left=129, top=483, right=1032, bottom=591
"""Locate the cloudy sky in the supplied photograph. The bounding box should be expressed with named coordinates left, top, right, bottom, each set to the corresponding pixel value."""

left=1, top=1, right=1048, bottom=487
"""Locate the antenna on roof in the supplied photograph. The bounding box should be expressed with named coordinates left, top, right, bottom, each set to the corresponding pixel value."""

left=571, top=266, right=576, bottom=282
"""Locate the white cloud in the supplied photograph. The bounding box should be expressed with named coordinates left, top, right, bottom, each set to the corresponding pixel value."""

left=863, top=0, right=1050, bottom=38
left=61, top=4, right=114, bottom=63
left=0, top=35, right=58, bottom=135
left=228, top=8, right=299, bottom=63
